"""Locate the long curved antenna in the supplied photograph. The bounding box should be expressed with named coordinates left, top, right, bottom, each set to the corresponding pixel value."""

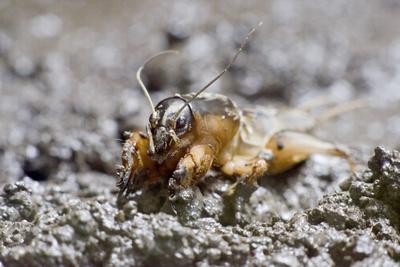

left=136, top=50, right=179, bottom=113
left=172, top=21, right=263, bottom=121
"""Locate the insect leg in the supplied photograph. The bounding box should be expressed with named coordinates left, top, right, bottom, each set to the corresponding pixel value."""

left=117, top=131, right=160, bottom=196
left=265, top=131, right=353, bottom=175
left=169, top=144, right=214, bottom=194
left=221, top=156, right=269, bottom=185
left=297, top=95, right=335, bottom=111
left=315, top=99, right=365, bottom=122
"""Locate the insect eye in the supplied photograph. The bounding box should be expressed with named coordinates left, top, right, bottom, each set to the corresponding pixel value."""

left=175, top=116, right=186, bottom=130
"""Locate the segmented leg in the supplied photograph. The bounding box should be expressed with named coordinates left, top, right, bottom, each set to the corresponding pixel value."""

left=265, top=131, right=352, bottom=175
left=169, top=144, right=214, bottom=195
left=221, top=156, right=269, bottom=185
left=117, top=131, right=160, bottom=195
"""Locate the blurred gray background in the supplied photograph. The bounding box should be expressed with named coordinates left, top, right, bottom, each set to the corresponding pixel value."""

left=1, top=0, right=400, bottom=184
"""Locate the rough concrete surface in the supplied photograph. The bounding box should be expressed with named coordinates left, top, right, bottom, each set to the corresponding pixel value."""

left=1, top=1, right=400, bottom=266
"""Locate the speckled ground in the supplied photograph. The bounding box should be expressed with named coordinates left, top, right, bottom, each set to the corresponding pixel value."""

left=1, top=148, right=400, bottom=266
left=1, top=1, right=400, bottom=266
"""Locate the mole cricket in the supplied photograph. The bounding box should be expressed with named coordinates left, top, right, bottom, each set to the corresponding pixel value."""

left=117, top=22, right=358, bottom=198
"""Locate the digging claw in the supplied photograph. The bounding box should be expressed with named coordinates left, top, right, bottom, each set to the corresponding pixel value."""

left=169, top=166, right=188, bottom=200
left=116, top=140, right=142, bottom=197
left=116, top=164, right=130, bottom=194
left=172, top=165, right=187, bottom=181
left=168, top=178, right=179, bottom=200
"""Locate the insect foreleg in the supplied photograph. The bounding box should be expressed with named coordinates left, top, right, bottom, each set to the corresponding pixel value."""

left=117, top=131, right=161, bottom=196
left=169, top=144, right=214, bottom=195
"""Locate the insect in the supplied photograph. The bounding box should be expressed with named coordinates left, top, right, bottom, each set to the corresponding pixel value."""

left=117, top=22, right=356, bottom=198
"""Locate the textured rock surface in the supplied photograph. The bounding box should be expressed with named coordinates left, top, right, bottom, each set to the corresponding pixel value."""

left=1, top=148, right=400, bottom=266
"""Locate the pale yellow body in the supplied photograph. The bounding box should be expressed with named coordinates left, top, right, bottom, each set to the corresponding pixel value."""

left=220, top=105, right=349, bottom=178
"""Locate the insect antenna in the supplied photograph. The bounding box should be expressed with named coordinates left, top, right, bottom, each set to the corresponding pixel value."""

left=136, top=50, right=179, bottom=113
left=172, top=21, right=263, bottom=122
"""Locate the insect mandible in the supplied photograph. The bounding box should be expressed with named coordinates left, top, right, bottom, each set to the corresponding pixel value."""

left=117, top=22, right=356, bottom=198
